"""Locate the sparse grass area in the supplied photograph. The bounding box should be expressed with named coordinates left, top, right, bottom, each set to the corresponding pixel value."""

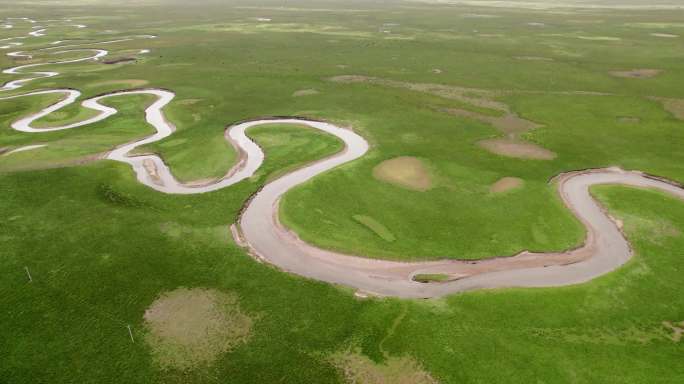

left=330, top=349, right=438, bottom=384
left=143, top=288, right=252, bottom=371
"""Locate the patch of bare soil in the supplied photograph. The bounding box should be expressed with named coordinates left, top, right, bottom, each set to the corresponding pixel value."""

left=330, top=350, right=438, bottom=384
left=663, top=321, right=684, bottom=342
left=609, top=69, right=662, bottom=79
left=617, top=116, right=640, bottom=124
left=292, top=89, right=320, bottom=97
left=478, top=138, right=557, bottom=160
left=373, top=156, right=433, bottom=191
left=143, top=288, right=252, bottom=371
left=490, top=177, right=524, bottom=193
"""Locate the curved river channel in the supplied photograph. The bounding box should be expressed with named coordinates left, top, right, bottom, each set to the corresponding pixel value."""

left=3, top=19, right=683, bottom=298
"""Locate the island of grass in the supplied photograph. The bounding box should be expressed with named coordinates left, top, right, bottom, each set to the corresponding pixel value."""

left=412, top=273, right=451, bottom=283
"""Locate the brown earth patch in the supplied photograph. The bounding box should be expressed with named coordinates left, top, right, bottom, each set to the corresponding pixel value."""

left=143, top=288, right=252, bottom=371
left=490, top=177, right=524, bottom=193
left=292, top=89, right=320, bottom=97
left=609, top=69, right=662, bottom=79
left=373, top=156, right=432, bottom=191
left=479, top=138, right=557, bottom=160
left=330, top=350, right=438, bottom=384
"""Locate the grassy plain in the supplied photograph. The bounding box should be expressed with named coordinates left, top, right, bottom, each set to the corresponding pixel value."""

left=1, top=0, right=683, bottom=383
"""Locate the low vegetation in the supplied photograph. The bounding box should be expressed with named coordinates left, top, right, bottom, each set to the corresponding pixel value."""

left=1, top=0, right=684, bottom=382
left=412, top=274, right=451, bottom=283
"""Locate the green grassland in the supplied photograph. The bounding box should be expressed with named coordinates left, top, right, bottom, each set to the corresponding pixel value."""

left=1, top=0, right=683, bottom=382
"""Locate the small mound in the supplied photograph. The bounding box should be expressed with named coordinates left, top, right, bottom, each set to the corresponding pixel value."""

left=373, top=157, right=432, bottom=191
left=292, top=89, right=319, bottom=97
left=330, top=351, right=438, bottom=384
left=478, top=139, right=556, bottom=160
left=144, top=288, right=252, bottom=370
left=609, top=69, right=662, bottom=79
left=490, top=177, right=524, bottom=193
